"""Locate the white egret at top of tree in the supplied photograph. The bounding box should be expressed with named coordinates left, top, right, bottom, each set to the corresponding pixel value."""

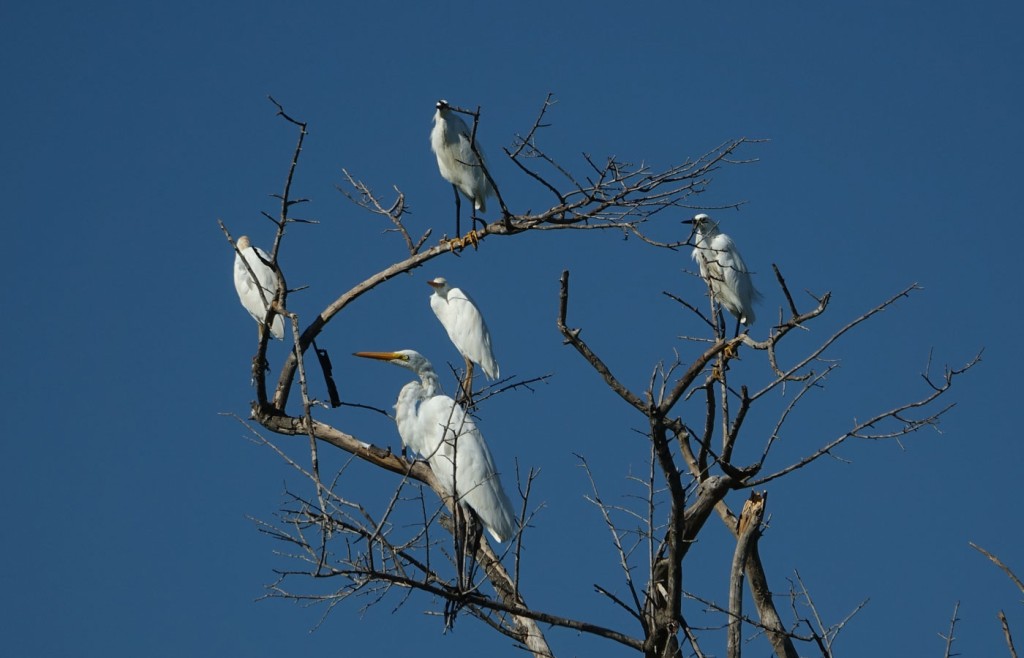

left=233, top=235, right=285, bottom=340
left=683, top=213, right=762, bottom=335
left=430, top=99, right=495, bottom=241
left=353, top=349, right=516, bottom=543
left=428, top=277, right=499, bottom=397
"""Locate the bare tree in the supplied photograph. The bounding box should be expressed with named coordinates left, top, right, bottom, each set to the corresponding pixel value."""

left=970, top=543, right=1023, bottom=658
left=221, top=95, right=978, bottom=658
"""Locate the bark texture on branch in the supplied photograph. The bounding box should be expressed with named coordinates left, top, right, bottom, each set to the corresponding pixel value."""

left=728, top=492, right=767, bottom=658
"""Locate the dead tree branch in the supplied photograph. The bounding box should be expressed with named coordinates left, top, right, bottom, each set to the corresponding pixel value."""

left=970, top=542, right=1024, bottom=595
left=1000, top=611, right=1019, bottom=658
left=940, top=601, right=960, bottom=658
left=728, top=491, right=766, bottom=658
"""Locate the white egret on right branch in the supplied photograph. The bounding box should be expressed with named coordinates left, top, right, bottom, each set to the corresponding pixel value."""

left=427, top=277, right=499, bottom=397
left=683, top=213, right=761, bottom=336
left=233, top=235, right=284, bottom=340
left=430, top=99, right=494, bottom=241
left=354, top=349, right=516, bottom=543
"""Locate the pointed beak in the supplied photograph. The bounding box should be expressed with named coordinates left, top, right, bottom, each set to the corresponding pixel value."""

left=354, top=351, right=402, bottom=362
left=427, top=279, right=441, bottom=288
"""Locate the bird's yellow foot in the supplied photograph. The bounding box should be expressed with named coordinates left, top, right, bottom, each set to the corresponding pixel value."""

left=723, top=340, right=740, bottom=360
left=443, top=230, right=481, bottom=252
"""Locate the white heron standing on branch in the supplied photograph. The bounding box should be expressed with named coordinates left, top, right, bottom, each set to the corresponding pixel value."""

left=233, top=235, right=284, bottom=340
left=430, top=99, right=494, bottom=242
left=683, top=213, right=761, bottom=336
left=427, top=277, right=499, bottom=398
left=354, top=350, right=516, bottom=543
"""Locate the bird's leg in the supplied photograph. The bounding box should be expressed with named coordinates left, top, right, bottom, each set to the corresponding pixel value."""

left=471, top=202, right=486, bottom=233
left=454, top=358, right=475, bottom=409
left=464, top=199, right=489, bottom=248
left=464, top=514, right=483, bottom=582
left=721, top=317, right=743, bottom=360
left=460, top=357, right=476, bottom=407
left=454, top=503, right=468, bottom=593
left=443, top=505, right=477, bottom=631
left=440, top=187, right=480, bottom=251
left=444, top=505, right=468, bottom=634
left=712, top=304, right=726, bottom=340
left=452, top=184, right=462, bottom=238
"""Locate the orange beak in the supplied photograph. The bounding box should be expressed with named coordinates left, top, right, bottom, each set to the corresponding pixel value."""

left=353, top=351, right=402, bottom=361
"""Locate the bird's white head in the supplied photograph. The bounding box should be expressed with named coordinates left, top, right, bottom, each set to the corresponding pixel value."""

left=355, top=350, right=433, bottom=374
left=682, top=213, right=719, bottom=238
left=236, top=235, right=251, bottom=250
left=427, top=277, right=451, bottom=294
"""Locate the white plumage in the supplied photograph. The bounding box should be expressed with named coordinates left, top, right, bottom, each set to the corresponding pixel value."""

left=428, top=277, right=499, bottom=380
left=233, top=235, right=284, bottom=340
left=684, top=214, right=761, bottom=328
left=430, top=99, right=494, bottom=214
left=354, top=350, right=516, bottom=542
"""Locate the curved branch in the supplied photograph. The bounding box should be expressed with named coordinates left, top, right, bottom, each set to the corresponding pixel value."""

left=556, top=270, right=648, bottom=413
left=970, top=542, right=1024, bottom=595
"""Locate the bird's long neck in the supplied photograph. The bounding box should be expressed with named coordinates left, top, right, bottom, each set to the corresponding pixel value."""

left=395, top=380, right=425, bottom=410
left=433, top=110, right=449, bottom=134
left=393, top=369, right=443, bottom=453
left=393, top=370, right=442, bottom=423
left=418, top=368, right=441, bottom=398
left=394, top=380, right=426, bottom=451
left=696, top=226, right=720, bottom=246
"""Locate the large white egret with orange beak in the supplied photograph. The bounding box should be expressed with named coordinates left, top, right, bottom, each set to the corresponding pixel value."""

left=683, top=214, right=761, bottom=335
left=427, top=277, right=499, bottom=395
left=354, top=349, right=516, bottom=543
left=430, top=99, right=494, bottom=239
left=233, top=235, right=284, bottom=340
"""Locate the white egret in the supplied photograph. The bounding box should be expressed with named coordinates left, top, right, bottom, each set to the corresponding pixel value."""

left=354, top=350, right=516, bottom=543
left=430, top=99, right=494, bottom=241
left=683, top=214, right=761, bottom=335
left=427, top=277, right=499, bottom=399
left=233, top=235, right=284, bottom=340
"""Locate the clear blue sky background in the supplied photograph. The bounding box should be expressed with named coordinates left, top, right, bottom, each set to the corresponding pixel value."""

left=3, top=2, right=1021, bottom=656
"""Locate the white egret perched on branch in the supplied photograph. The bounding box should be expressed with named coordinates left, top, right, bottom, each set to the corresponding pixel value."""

left=427, top=277, right=499, bottom=398
left=233, top=235, right=284, bottom=340
left=430, top=99, right=494, bottom=243
left=354, top=350, right=516, bottom=543
left=683, top=213, right=761, bottom=336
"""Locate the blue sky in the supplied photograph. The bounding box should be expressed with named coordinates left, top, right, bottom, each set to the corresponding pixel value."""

left=3, top=1, right=1021, bottom=656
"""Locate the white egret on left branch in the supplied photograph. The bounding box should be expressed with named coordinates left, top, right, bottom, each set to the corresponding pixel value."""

left=683, top=213, right=761, bottom=336
left=430, top=99, right=494, bottom=241
left=354, top=349, right=516, bottom=543
left=427, top=277, right=499, bottom=397
left=233, top=235, right=284, bottom=339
